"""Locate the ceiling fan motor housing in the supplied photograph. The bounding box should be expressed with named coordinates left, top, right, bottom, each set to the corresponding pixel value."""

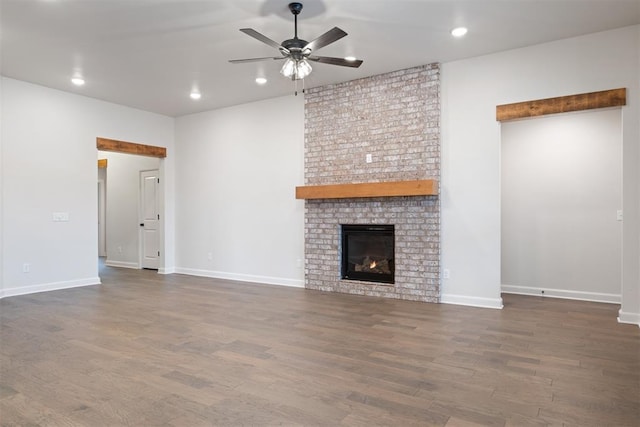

left=288, top=2, right=303, bottom=15
left=282, top=38, right=309, bottom=60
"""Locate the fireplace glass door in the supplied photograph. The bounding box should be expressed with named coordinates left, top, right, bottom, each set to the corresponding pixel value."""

left=341, top=224, right=394, bottom=284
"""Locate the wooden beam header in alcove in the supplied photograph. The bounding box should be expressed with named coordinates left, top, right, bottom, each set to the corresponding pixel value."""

left=97, top=137, right=166, bottom=158
left=496, top=88, right=626, bottom=122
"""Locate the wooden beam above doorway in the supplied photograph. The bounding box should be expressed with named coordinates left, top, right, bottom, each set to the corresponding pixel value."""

left=97, top=137, right=166, bottom=158
left=496, top=88, right=626, bottom=122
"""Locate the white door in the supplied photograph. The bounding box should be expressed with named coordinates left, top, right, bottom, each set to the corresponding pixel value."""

left=140, top=170, right=160, bottom=269
left=98, top=180, right=106, bottom=257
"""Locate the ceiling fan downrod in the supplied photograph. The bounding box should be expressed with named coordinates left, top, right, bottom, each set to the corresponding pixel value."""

left=289, top=2, right=303, bottom=39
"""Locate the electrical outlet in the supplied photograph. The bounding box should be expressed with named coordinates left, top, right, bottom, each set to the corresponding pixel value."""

left=207, top=252, right=213, bottom=260
left=52, top=212, right=70, bottom=222
left=117, top=246, right=123, bottom=254
left=443, top=269, right=450, bottom=279
left=616, top=210, right=623, bottom=221
left=366, top=153, right=372, bottom=163
left=23, top=263, right=30, bottom=273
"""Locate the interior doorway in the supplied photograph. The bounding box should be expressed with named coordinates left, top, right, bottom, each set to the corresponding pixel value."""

left=500, top=109, right=623, bottom=303
left=96, top=137, right=166, bottom=273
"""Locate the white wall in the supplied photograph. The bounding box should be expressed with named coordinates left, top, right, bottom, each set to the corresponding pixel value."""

left=1, top=78, right=174, bottom=297
left=98, top=151, right=161, bottom=269
left=441, top=25, right=639, bottom=324
left=501, top=109, right=622, bottom=302
left=174, top=95, right=305, bottom=287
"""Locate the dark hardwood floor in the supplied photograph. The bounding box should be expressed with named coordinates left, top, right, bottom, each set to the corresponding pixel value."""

left=1, top=263, right=639, bottom=426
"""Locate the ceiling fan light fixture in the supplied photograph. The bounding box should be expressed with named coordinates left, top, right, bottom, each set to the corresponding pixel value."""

left=296, top=59, right=312, bottom=79
left=280, top=58, right=312, bottom=80
left=280, top=58, right=296, bottom=78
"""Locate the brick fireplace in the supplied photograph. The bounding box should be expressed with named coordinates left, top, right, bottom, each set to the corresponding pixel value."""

left=301, top=64, right=440, bottom=302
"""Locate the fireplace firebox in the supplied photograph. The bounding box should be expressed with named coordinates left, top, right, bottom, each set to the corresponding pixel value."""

left=341, top=224, right=395, bottom=284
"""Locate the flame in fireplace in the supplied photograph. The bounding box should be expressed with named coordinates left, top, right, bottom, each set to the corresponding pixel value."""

left=370, top=260, right=377, bottom=269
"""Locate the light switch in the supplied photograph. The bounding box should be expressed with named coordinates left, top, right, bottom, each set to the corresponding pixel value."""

left=366, top=153, right=372, bottom=163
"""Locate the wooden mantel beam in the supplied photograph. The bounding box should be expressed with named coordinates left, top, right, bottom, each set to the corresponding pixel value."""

left=295, top=179, right=438, bottom=200
left=496, top=88, right=626, bottom=122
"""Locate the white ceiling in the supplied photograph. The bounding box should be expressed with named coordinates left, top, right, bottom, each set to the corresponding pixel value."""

left=2, top=0, right=639, bottom=117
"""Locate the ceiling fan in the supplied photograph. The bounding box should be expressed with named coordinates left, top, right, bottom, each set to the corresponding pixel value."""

left=229, top=2, right=363, bottom=81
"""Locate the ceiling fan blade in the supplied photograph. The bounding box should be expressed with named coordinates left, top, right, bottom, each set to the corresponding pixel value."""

left=303, top=27, right=347, bottom=52
left=229, top=57, right=286, bottom=64
left=307, top=56, right=363, bottom=68
left=240, top=28, right=289, bottom=54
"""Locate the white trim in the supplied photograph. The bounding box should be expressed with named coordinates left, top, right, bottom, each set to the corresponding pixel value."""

left=501, top=284, right=620, bottom=304
left=618, top=310, right=640, bottom=327
left=175, top=267, right=304, bottom=288
left=440, top=293, right=504, bottom=309
left=105, top=260, right=139, bottom=269
left=0, top=277, right=101, bottom=299
left=158, top=266, right=176, bottom=275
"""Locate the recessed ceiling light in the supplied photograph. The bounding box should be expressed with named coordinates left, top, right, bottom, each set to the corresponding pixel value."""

left=190, top=91, right=201, bottom=100
left=451, top=27, right=468, bottom=37
left=344, top=56, right=357, bottom=62
left=255, top=77, right=267, bottom=85
left=71, top=77, right=85, bottom=86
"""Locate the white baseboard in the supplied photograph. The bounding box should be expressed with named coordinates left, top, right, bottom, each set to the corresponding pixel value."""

left=1, top=277, right=101, bottom=299
left=501, top=284, right=620, bottom=304
left=175, top=267, right=304, bottom=288
left=618, top=310, right=640, bottom=327
left=105, top=260, right=139, bottom=269
left=158, top=266, right=176, bottom=275
left=440, top=293, right=504, bottom=309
